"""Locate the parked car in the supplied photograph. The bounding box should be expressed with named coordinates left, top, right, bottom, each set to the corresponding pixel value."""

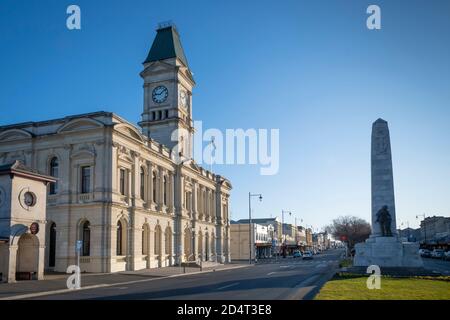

left=444, top=251, right=450, bottom=261
left=419, top=249, right=431, bottom=258
left=293, top=251, right=302, bottom=258
left=431, top=249, right=446, bottom=259
left=302, top=251, right=313, bottom=260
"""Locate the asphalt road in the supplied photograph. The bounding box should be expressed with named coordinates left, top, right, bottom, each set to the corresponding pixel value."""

left=30, top=249, right=344, bottom=300
left=423, top=257, right=450, bottom=275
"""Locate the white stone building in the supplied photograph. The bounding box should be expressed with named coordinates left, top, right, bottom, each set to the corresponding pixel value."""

left=0, top=23, right=232, bottom=274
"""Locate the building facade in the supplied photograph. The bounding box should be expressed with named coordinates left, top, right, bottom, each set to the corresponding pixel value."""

left=230, top=222, right=274, bottom=260
left=0, top=24, right=232, bottom=274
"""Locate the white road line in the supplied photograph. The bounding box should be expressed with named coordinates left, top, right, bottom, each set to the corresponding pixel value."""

left=267, top=272, right=276, bottom=276
left=216, top=282, right=240, bottom=291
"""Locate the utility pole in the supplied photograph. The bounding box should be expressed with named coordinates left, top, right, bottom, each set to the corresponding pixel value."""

left=248, top=192, right=263, bottom=264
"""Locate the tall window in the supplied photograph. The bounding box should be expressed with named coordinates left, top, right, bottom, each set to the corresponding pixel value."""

left=164, top=110, right=169, bottom=119
left=163, top=176, right=167, bottom=206
left=140, top=167, right=145, bottom=200
left=152, top=171, right=157, bottom=202
left=119, top=169, right=126, bottom=195
left=49, top=157, right=59, bottom=195
left=116, top=221, right=123, bottom=255
left=82, top=221, right=91, bottom=256
left=49, top=223, right=56, bottom=267
left=81, top=166, right=91, bottom=194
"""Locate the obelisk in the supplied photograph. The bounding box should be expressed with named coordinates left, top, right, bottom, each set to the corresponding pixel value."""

left=371, top=118, right=397, bottom=237
left=354, top=118, right=423, bottom=268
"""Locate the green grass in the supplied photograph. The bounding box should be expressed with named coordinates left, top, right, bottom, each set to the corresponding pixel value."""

left=338, top=258, right=353, bottom=268
left=315, top=274, right=450, bottom=300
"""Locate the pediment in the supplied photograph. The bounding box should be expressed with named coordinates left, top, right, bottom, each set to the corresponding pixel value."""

left=114, top=123, right=144, bottom=143
left=0, top=129, right=32, bottom=142
left=57, top=118, right=104, bottom=134
left=140, top=60, right=175, bottom=77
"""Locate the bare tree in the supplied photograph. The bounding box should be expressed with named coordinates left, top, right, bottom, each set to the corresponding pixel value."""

left=325, top=216, right=371, bottom=251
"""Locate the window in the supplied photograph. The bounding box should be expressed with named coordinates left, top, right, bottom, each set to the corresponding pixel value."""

left=116, top=221, right=123, bottom=255
left=152, top=111, right=156, bottom=121
left=163, top=176, right=167, bottom=206
left=140, top=167, right=145, bottom=200
left=82, top=221, right=91, bottom=256
left=81, top=166, right=91, bottom=194
left=158, top=110, right=162, bottom=120
left=152, top=171, right=157, bottom=202
left=119, top=169, right=126, bottom=195
left=164, top=110, right=169, bottom=119
left=49, top=157, right=59, bottom=194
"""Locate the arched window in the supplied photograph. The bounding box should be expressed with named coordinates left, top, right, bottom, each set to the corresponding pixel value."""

left=49, top=157, right=59, bottom=194
left=140, top=167, right=145, bottom=200
left=116, top=221, right=123, bottom=255
left=163, top=176, right=167, bottom=206
left=82, top=221, right=90, bottom=256
left=152, top=171, right=157, bottom=202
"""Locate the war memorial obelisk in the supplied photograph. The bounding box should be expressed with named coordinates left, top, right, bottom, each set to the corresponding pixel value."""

left=354, top=119, right=423, bottom=267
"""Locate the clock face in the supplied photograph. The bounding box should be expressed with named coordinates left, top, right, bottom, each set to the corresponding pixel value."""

left=180, top=90, right=188, bottom=109
left=152, top=86, right=168, bottom=104
left=24, top=192, right=36, bottom=207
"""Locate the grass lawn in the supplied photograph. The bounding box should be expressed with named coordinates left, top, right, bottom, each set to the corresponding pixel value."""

left=315, top=274, right=450, bottom=300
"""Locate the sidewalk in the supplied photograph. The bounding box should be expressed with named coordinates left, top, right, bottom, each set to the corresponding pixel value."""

left=0, top=262, right=250, bottom=300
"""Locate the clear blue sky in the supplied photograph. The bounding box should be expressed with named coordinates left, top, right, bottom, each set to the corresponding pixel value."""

left=1, top=0, right=449, bottom=230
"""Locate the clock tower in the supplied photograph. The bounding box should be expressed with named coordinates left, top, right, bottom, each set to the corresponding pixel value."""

left=139, top=22, right=195, bottom=159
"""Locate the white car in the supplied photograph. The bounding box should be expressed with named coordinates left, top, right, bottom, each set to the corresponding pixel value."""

left=302, top=251, right=313, bottom=260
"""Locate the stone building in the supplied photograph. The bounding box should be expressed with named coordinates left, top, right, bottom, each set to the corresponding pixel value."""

left=0, top=23, right=232, bottom=274
left=0, top=161, right=55, bottom=282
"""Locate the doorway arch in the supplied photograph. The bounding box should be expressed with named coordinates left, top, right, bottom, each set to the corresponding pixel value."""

left=16, top=234, right=39, bottom=279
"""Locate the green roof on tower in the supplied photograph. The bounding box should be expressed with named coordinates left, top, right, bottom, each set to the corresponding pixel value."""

left=143, top=22, right=189, bottom=67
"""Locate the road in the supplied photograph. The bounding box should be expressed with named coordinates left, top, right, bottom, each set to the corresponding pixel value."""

left=30, top=249, right=344, bottom=300
left=423, top=257, right=450, bottom=275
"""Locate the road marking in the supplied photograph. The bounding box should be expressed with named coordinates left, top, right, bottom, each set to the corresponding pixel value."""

left=216, top=282, right=240, bottom=291
left=267, top=272, right=276, bottom=276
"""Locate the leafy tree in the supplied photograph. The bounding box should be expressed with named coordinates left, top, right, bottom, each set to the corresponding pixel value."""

left=325, top=216, right=371, bottom=252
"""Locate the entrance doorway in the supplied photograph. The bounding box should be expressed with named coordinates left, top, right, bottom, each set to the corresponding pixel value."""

left=16, top=234, right=39, bottom=280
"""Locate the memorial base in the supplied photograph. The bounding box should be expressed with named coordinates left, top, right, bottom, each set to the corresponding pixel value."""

left=354, top=236, right=423, bottom=268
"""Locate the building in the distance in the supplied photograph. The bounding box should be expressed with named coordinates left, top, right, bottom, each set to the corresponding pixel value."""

left=230, top=221, right=274, bottom=260
left=419, top=216, right=450, bottom=248
left=0, top=23, right=232, bottom=276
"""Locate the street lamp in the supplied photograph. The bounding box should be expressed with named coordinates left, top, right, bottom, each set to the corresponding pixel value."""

left=416, top=213, right=427, bottom=245
left=248, top=192, right=262, bottom=264
left=281, top=210, right=292, bottom=257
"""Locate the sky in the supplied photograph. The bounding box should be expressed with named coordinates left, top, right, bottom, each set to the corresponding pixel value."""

left=1, top=0, right=449, bottom=230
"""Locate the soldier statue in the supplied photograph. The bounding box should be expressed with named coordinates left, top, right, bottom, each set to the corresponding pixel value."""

left=376, top=205, right=392, bottom=237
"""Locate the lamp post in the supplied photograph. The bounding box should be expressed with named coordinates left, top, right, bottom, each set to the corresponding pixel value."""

left=248, top=192, right=262, bottom=264
left=281, top=210, right=292, bottom=257
left=416, top=213, right=427, bottom=246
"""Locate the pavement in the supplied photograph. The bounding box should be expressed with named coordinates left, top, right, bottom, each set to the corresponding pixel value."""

left=0, top=249, right=344, bottom=300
